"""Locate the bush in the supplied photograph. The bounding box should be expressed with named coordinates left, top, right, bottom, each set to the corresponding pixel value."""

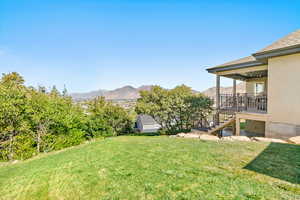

left=42, top=129, right=86, bottom=151
left=40, top=134, right=57, bottom=153
left=0, top=135, right=36, bottom=161
left=0, top=72, right=134, bottom=161
left=85, top=117, right=115, bottom=138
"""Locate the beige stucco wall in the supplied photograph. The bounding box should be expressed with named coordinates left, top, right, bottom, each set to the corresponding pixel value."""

left=245, top=77, right=268, bottom=94
left=245, top=120, right=265, bottom=135
left=266, top=53, right=300, bottom=138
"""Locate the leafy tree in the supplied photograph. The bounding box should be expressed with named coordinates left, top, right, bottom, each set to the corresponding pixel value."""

left=136, top=86, right=170, bottom=130
left=0, top=72, right=90, bottom=160
left=136, top=85, right=213, bottom=134
left=0, top=73, right=30, bottom=160
left=62, top=85, right=68, bottom=97
left=87, top=97, right=134, bottom=135
left=50, top=85, right=60, bottom=96
left=26, top=89, right=55, bottom=153
left=0, top=72, right=25, bottom=86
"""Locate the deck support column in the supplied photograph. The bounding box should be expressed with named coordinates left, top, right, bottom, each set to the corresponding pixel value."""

left=235, top=116, right=240, bottom=136
left=216, top=75, right=220, bottom=125
left=233, top=79, right=237, bottom=111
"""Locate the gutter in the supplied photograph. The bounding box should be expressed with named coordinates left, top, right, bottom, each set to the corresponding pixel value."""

left=206, top=61, right=263, bottom=73
left=253, top=44, right=300, bottom=60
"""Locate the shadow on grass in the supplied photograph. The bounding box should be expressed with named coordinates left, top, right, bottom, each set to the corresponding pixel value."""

left=244, top=142, right=300, bottom=184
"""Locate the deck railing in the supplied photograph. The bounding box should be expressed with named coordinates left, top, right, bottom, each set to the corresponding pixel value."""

left=219, top=93, right=267, bottom=113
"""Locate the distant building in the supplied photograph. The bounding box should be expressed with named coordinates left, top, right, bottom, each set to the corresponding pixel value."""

left=136, top=115, right=161, bottom=133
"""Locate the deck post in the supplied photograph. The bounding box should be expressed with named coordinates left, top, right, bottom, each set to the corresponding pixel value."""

left=235, top=116, right=240, bottom=136
left=216, top=75, right=220, bottom=125
left=233, top=79, right=237, bottom=111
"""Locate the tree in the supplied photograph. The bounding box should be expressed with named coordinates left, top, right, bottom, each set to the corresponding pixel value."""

left=0, top=72, right=30, bottom=160
left=0, top=72, right=25, bottom=86
left=136, top=85, right=213, bottom=134
left=26, top=89, right=54, bottom=153
left=136, top=86, right=170, bottom=130
left=87, top=97, right=134, bottom=135
left=62, top=85, right=68, bottom=97
left=50, top=85, right=60, bottom=96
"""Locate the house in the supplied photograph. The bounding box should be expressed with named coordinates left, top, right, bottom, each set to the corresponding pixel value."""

left=136, top=114, right=161, bottom=133
left=206, top=29, right=300, bottom=139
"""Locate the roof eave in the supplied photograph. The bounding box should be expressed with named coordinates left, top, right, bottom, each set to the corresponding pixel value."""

left=206, top=61, right=264, bottom=73
left=253, top=44, right=300, bottom=60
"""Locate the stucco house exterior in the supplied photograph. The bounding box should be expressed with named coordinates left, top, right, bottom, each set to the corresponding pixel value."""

left=206, top=29, right=300, bottom=139
left=136, top=114, right=161, bottom=133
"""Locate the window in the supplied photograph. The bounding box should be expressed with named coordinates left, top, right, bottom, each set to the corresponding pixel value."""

left=255, top=83, right=264, bottom=95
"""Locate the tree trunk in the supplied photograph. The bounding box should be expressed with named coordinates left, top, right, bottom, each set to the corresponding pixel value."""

left=8, top=134, right=13, bottom=161
left=37, top=130, right=41, bottom=153
left=37, top=123, right=45, bottom=153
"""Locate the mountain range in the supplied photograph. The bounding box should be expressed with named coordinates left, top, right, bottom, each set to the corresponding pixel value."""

left=70, top=83, right=245, bottom=101
left=70, top=85, right=153, bottom=101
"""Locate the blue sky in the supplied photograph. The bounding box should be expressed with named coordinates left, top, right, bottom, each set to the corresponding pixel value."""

left=1, top=0, right=299, bottom=93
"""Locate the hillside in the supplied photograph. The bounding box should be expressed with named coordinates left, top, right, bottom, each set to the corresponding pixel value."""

left=70, top=83, right=246, bottom=101
left=202, top=82, right=246, bottom=99
left=71, top=85, right=153, bottom=101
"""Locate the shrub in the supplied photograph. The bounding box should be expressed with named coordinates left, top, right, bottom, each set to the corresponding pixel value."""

left=85, top=117, right=115, bottom=138
left=0, top=135, right=36, bottom=161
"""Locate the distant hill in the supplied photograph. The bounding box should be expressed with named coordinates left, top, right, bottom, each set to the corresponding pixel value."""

left=202, top=82, right=246, bottom=99
left=71, top=83, right=246, bottom=101
left=70, top=85, right=153, bottom=101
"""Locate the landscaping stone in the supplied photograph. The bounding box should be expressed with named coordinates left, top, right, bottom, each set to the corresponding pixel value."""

left=183, top=134, right=200, bottom=139
left=222, top=136, right=251, bottom=142
left=288, top=136, right=300, bottom=144
left=252, top=137, right=287, bottom=143
left=190, top=129, right=206, bottom=134
left=177, top=133, right=186, bottom=137
left=12, top=160, right=19, bottom=164
left=169, top=135, right=177, bottom=138
left=199, top=134, right=219, bottom=141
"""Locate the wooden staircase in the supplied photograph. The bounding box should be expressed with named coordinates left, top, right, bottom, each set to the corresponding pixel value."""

left=194, top=113, right=236, bottom=135
left=206, top=117, right=235, bottom=135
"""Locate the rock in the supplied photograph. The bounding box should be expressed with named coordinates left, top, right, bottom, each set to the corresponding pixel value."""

left=288, top=136, right=300, bottom=144
left=199, top=134, right=219, bottom=141
left=12, top=160, right=19, bottom=164
left=252, top=137, right=287, bottom=143
left=221, top=136, right=234, bottom=141
left=177, top=133, right=186, bottom=137
left=183, top=134, right=200, bottom=139
left=190, top=129, right=206, bottom=134
left=222, top=136, right=251, bottom=142
left=169, top=135, right=177, bottom=138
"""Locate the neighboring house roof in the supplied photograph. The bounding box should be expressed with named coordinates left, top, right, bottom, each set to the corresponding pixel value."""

left=138, top=114, right=158, bottom=125
left=207, top=29, right=300, bottom=73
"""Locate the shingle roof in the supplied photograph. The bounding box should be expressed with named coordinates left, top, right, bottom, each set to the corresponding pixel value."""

left=207, top=29, right=300, bottom=73
left=255, top=29, right=300, bottom=54
left=213, top=56, right=256, bottom=68
left=206, top=56, right=262, bottom=71
left=138, top=115, right=158, bottom=125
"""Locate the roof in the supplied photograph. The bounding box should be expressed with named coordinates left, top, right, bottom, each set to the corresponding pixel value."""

left=138, top=115, right=158, bottom=125
left=255, top=29, right=300, bottom=54
left=207, top=29, right=300, bottom=73
left=214, top=56, right=256, bottom=67
left=206, top=56, right=263, bottom=72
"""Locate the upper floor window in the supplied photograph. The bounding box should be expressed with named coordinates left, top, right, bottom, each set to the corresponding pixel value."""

left=255, top=82, right=264, bottom=95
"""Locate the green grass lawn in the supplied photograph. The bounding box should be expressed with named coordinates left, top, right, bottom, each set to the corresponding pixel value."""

left=0, top=136, right=299, bottom=200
